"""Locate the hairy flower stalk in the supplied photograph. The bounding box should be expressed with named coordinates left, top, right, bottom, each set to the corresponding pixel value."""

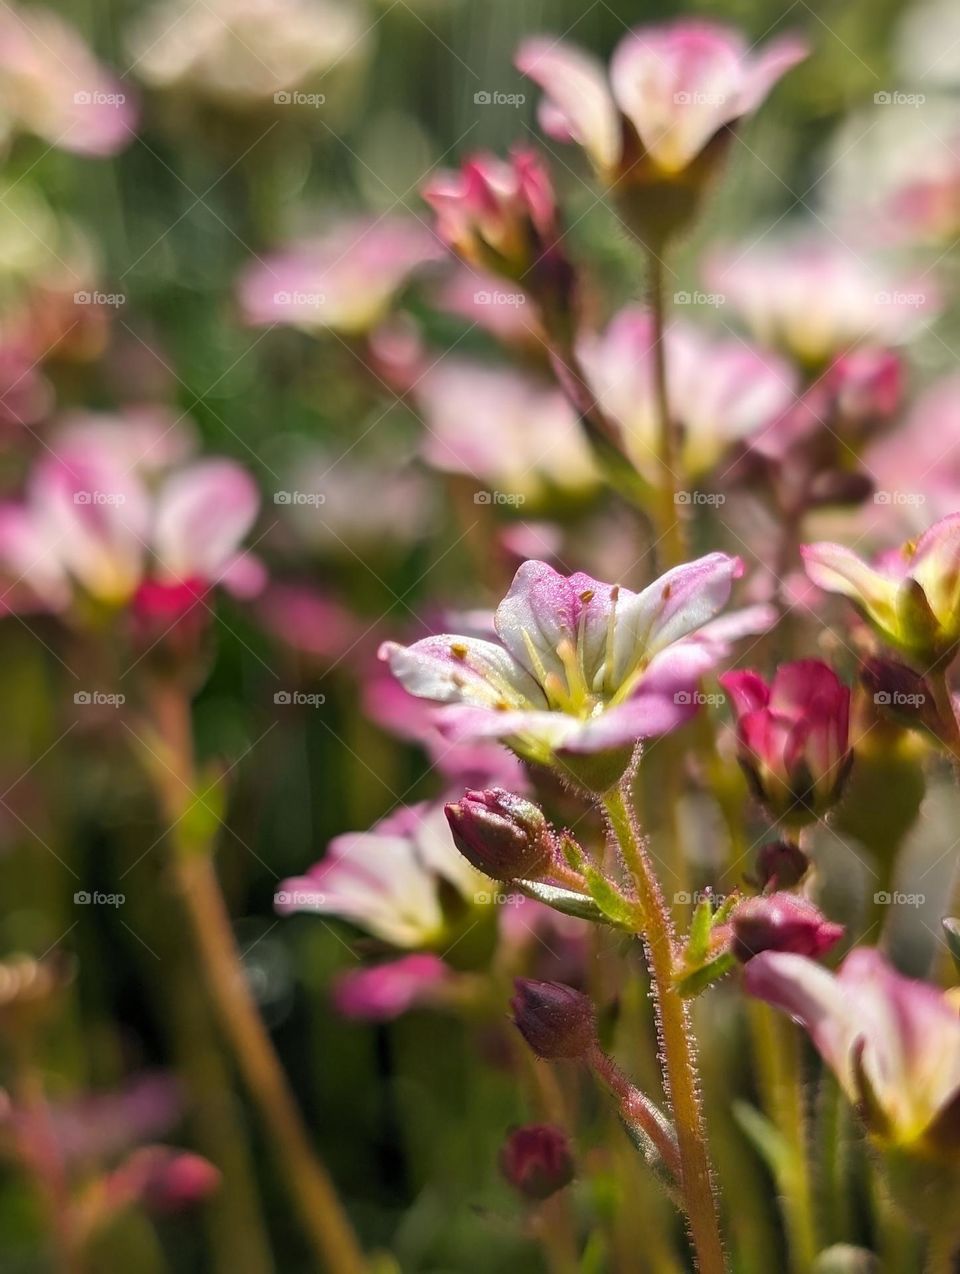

left=138, top=678, right=366, bottom=1274
left=603, top=783, right=725, bottom=1272
left=648, top=252, right=687, bottom=568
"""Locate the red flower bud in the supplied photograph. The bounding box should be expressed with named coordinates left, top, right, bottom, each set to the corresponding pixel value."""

left=730, top=893, right=843, bottom=963
left=754, top=840, right=810, bottom=891
left=511, top=978, right=596, bottom=1059
left=445, top=789, right=553, bottom=881
left=499, top=1124, right=574, bottom=1199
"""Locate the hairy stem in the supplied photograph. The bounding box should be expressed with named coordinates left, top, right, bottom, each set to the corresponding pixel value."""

left=143, top=678, right=366, bottom=1274
left=603, top=784, right=725, bottom=1273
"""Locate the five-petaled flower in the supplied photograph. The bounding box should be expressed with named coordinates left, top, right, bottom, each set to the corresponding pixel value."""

left=380, top=555, right=755, bottom=786
left=516, top=20, right=806, bottom=241
left=803, top=514, right=960, bottom=667
left=720, top=660, right=853, bottom=825
left=745, top=947, right=960, bottom=1159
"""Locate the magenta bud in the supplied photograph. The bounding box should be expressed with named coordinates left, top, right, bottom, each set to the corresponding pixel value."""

left=113, top=1146, right=221, bottom=1214
left=754, top=840, right=810, bottom=891
left=499, top=1124, right=574, bottom=1200
left=511, top=978, right=596, bottom=1060
left=730, top=893, right=843, bottom=963
left=444, top=789, right=553, bottom=882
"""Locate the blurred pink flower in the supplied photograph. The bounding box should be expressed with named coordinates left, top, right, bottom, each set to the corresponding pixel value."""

left=706, top=235, right=939, bottom=366
left=105, top=1145, right=220, bottom=1215
left=331, top=954, right=450, bottom=1021
left=129, top=0, right=369, bottom=109
left=0, top=6, right=136, bottom=156
left=0, top=426, right=262, bottom=612
left=577, top=307, right=796, bottom=481
left=238, top=217, right=444, bottom=335
left=745, top=947, right=960, bottom=1154
left=867, top=374, right=960, bottom=527
left=803, top=513, right=960, bottom=664
left=430, top=265, right=541, bottom=347
left=380, top=555, right=751, bottom=763
left=256, top=582, right=360, bottom=661
left=416, top=360, right=596, bottom=500
left=276, top=802, right=488, bottom=948
left=516, top=21, right=806, bottom=180
left=720, top=660, right=852, bottom=823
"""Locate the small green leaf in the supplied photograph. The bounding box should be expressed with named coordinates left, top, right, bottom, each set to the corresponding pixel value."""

left=515, top=880, right=610, bottom=925
left=686, top=896, right=714, bottom=964
left=675, top=952, right=736, bottom=998
left=582, top=865, right=638, bottom=928
left=733, top=1100, right=792, bottom=1178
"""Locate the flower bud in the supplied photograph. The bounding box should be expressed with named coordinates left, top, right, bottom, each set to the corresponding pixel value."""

left=511, top=978, right=596, bottom=1059
left=109, top=1146, right=221, bottom=1214
left=445, top=789, right=553, bottom=882
left=730, top=893, right=843, bottom=963
left=499, top=1124, right=574, bottom=1199
left=754, top=840, right=810, bottom=891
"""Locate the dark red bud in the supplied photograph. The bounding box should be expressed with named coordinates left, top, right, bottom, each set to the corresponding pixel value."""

left=510, top=978, right=596, bottom=1059
left=445, top=789, right=553, bottom=881
left=499, top=1123, right=574, bottom=1199
left=730, top=893, right=843, bottom=963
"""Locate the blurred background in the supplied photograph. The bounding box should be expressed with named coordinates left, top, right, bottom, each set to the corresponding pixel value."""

left=1, top=0, right=958, bottom=1269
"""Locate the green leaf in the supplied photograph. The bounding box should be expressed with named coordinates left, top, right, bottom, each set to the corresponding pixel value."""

left=582, top=865, right=638, bottom=929
left=675, top=952, right=736, bottom=999
left=515, top=880, right=611, bottom=925
left=733, top=1100, right=792, bottom=1178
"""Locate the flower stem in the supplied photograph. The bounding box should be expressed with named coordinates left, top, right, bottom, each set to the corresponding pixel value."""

left=602, top=784, right=725, bottom=1273
left=647, top=250, right=687, bottom=569
left=142, top=678, right=366, bottom=1274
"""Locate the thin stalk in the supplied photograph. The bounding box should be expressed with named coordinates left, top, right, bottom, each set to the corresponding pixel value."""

left=143, top=678, right=366, bottom=1274
left=603, top=784, right=725, bottom=1273
left=748, top=1004, right=818, bottom=1273
left=647, top=251, right=687, bottom=569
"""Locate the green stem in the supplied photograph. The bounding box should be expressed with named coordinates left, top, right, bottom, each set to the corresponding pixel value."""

left=749, top=1005, right=818, bottom=1273
left=143, top=678, right=366, bottom=1274
left=647, top=251, right=687, bottom=569
left=603, top=785, right=725, bottom=1273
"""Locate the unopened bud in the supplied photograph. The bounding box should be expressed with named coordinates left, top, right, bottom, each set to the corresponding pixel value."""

left=511, top=978, right=596, bottom=1059
left=445, top=789, right=553, bottom=881
left=499, top=1124, right=574, bottom=1199
left=754, top=840, right=810, bottom=891
left=730, top=893, right=843, bottom=963
left=110, top=1146, right=221, bottom=1214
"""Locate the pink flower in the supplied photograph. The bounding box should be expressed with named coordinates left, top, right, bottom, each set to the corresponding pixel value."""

left=107, top=1146, right=221, bottom=1214
left=275, top=803, right=488, bottom=948
left=744, top=947, right=960, bottom=1155
left=516, top=21, right=807, bottom=180
left=237, top=216, right=444, bottom=335
left=729, top=892, right=843, bottom=962
left=415, top=360, right=596, bottom=500
left=577, top=307, right=796, bottom=481
left=705, top=235, right=939, bottom=366
left=0, top=6, right=136, bottom=156
left=331, top=954, right=450, bottom=1021
left=0, top=425, right=261, bottom=612
left=500, top=1124, right=574, bottom=1199
left=867, top=374, right=960, bottom=528
left=802, top=514, right=960, bottom=665
left=380, top=555, right=749, bottom=769
left=719, top=660, right=852, bottom=824
left=430, top=265, right=541, bottom=347
left=423, top=149, right=572, bottom=307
